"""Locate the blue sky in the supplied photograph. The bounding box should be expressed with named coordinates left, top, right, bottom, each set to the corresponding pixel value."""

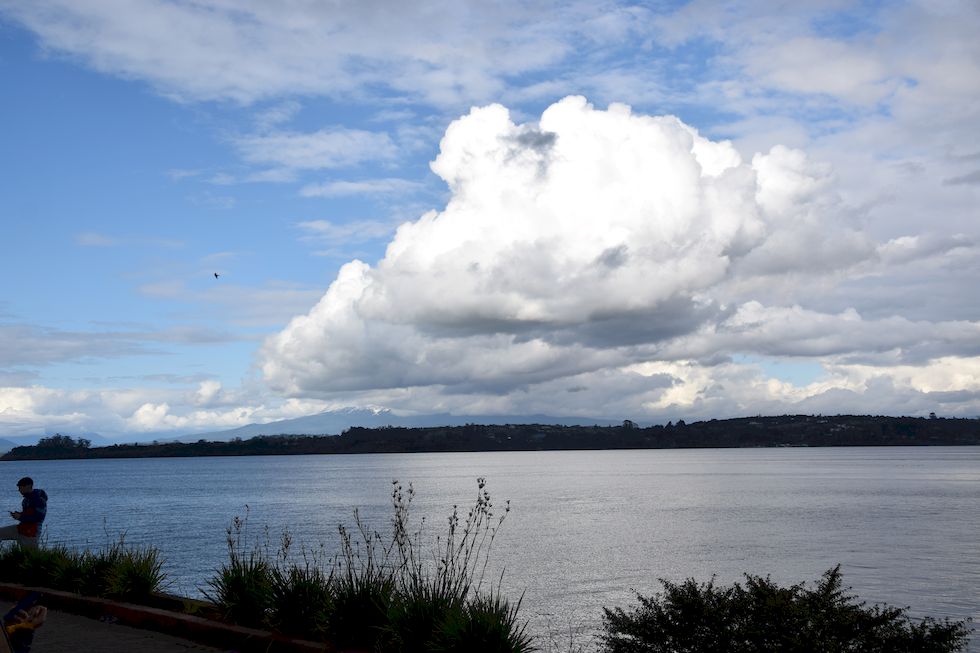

left=1, top=1, right=978, bottom=440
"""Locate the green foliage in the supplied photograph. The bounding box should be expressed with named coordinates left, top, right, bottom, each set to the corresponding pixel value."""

left=377, top=478, right=532, bottom=653
left=203, top=550, right=273, bottom=626
left=600, top=565, right=971, bottom=653
left=328, top=564, right=394, bottom=650
left=50, top=548, right=89, bottom=593
left=0, top=544, right=65, bottom=587
left=36, top=433, right=91, bottom=449
left=0, top=539, right=166, bottom=602
left=431, top=591, right=534, bottom=653
left=204, top=478, right=532, bottom=651
left=269, top=562, right=333, bottom=639
left=78, top=544, right=125, bottom=596
left=34, top=433, right=92, bottom=450
left=326, top=513, right=397, bottom=650
left=106, top=544, right=166, bottom=602
left=202, top=513, right=273, bottom=626
left=385, top=576, right=461, bottom=651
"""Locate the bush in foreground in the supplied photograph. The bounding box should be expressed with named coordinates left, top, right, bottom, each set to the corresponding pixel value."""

left=269, top=562, right=333, bottom=640
left=203, top=479, right=533, bottom=652
left=104, top=544, right=167, bottom=602
left=0, top=539, right=167, bottom=603
left=600, top=565, right=970, bottom=652
left=202, top=549, right=273, bottom=625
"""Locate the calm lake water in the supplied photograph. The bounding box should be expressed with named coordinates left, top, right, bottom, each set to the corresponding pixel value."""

left=2, top=447, right=977, bottom=648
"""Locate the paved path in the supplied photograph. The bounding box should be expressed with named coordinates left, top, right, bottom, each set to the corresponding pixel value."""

left=31, top=609, right=228, bottom=653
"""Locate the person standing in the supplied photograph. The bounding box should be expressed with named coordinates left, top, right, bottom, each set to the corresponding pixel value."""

left=0, top=478, right=47, bottom=549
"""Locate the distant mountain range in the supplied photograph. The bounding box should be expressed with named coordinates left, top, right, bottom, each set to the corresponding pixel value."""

left=175, top=407, right=622, bottom=443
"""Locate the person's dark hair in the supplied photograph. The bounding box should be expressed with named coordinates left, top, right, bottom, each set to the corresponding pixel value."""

left=16, top=477, right=32, bottom=488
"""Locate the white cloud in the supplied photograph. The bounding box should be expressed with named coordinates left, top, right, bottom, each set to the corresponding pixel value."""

left=740, top=37, right=895, bottom=106
left=876, top=234, right=975, bottom=266
left=299, top=178, right=421, bottom=198
left=260, top=98, right=952, bottom=409
left=0, top=383, right=333, bottom=439
left=296, top=219, right=399, bottom=246
left=658, top=302, right=980, bottom=365
left=125, top=400, right=268, bottom=432
left=0, top=0, right=581, bottom=105
left=627, top=357, right=980, bottom=419
left=253, top=100, right=302, bottom=130
left=234, top=128, right=396, bottom=170
left=193, top=380, right=222, bottom=406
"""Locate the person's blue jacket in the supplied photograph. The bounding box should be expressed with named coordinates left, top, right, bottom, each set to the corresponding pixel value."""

left=16, top=490, right=46, bottom=537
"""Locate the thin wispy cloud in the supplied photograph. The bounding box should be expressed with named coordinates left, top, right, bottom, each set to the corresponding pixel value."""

left=0, top=0, right=581, bottom=105
left=943, top=170, right=980, bottom=186
left=0, top=322, right=238, bottom=369
left=186, top=191, right=236, bottom=210
left=296, top=219, right=401, bottom=253
left=299, top=178, right=421, bottom=198
left=234, top=128, right=397, bottom=170
left=138, top=278, right=324, bottom=329
left=166, top=168, right=203, bottom=181
left=253, top=100, right=302, bottom=131
left=75, top=233, right=185, bottom=249
left=75, top=232, right=119, bottom=247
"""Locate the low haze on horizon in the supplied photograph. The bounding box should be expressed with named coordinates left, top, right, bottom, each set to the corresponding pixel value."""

left=1, top=1, right=979, bottom=440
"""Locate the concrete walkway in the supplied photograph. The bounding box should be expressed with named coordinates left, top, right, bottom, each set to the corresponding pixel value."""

left=32, top=608, right=228, bottom=652
left=1, top=584, right=330, bottom=653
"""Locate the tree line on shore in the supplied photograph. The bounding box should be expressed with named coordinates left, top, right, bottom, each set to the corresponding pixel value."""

left=2, top=414, right=978, bottom=461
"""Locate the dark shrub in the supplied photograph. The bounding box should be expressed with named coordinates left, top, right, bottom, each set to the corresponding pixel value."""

left=385, top=576, right=463, bottom=651
left=107, top=544, right=167, bottom=602
left=431, top=591, right=534, bottom=653
left=269, top=563, right=333, bottom=639
left=0, top=545, right=70, bottom=588
left=327, top=566, right=394, bottom=650
left=600, top=566, right=971, bottom=653
left=203, top=550, right=273, bottom=626
left=79, top=544, right=125, bottom=596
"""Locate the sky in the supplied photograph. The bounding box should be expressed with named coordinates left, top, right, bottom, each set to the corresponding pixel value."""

left=1, top=0, right=979, bottom=441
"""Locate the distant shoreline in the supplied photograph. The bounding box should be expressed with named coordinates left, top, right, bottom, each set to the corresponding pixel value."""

left=2, top=414, right=978, bottom=461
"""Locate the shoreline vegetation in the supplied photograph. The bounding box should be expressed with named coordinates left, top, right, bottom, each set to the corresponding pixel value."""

left=0, top=479, right=971, bottom=652
left=2, top=414, right=979, bottom=461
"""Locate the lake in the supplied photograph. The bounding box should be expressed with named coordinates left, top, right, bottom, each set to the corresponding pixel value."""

left=2, top=447, right=978, bottom=649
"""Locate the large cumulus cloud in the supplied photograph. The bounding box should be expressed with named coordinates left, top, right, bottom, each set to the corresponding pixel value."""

left=261, top=97, right=896, bottom=404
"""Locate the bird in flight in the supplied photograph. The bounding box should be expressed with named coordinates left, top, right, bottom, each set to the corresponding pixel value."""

left=213, top=272, right=220, bottom=279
